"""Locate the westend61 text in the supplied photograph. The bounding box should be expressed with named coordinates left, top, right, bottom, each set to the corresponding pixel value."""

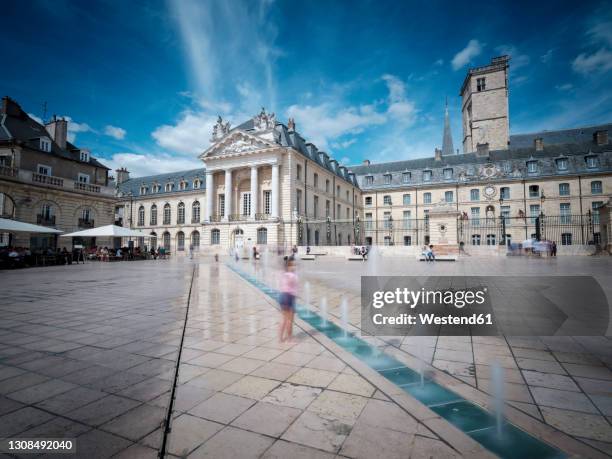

left=372, top=312, right=493, bottom=326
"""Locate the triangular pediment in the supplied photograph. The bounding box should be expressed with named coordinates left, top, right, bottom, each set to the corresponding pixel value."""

left=200, top=130, right=275, bottom=160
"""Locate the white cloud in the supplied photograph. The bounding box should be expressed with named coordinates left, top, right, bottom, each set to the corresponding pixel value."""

left=586, top=19, right=612, bottom=48
left=28, top=113, right=43, bottom=124
left=451, top=39, right=483, bottom=70
left=540, top=49, right=554, bottom=63
left=152, top=110, right=217, bottom=156
left=495, top=45, right=530, bottom=71
left=331, top=138, right=357, bottom=149
left=381, top=74, right=417, bottom=125
left=572, top=48, right=612, bottom=75
left=104, top=125, right=126, bottom=140
left=555, top=83, right=573, bottom=91
left=105, top=152, right=202, bottom=178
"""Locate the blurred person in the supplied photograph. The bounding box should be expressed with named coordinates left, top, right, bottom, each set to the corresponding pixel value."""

left=279, top=258, right=298, bottom=342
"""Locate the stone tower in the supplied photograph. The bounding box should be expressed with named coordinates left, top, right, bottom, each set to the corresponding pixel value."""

left=441, top=98, right=454, bottom=155
left=460, top=55, right=510, bottom=153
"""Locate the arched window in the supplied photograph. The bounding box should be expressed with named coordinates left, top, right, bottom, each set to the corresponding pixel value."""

left=177, top=231, right=185, bottom=251
left=150, top=232, right=157, bottom=250
left=211, top=229, right=220, bottom=245
left=191, top=231, right=200, bottom=247
left=150, top=204, right=157, bottom=225
left=192, top=201, right=200, bottom=223
left=137, top=206, right=145, bottom=226
left=193, top=179, right=201, bottom=189
left=39, top=203, right=55, bottom=225
left=0, top=193, right=16, bottom=219
left=177, top=202, right=185, bottom=224
left=163, top=231, right=171, bottom=250
left=163, top=203, right=171, bottom=225
left=257, top=228, right=267, bottom=244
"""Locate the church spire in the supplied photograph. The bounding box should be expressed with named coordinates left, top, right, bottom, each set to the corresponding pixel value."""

left=442, top=97, right=455, bottom=155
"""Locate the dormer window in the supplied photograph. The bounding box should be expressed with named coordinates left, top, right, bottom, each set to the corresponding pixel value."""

left=40, top=137, right=51, bottom=153
left=165, top=183, right=174, bottom=192
left=193, top=179, right=201, bottom=189
left=443, top=168, right=453, bottom=180
left=423, top=170, right=432, bottom=182
left=556, top=158, right=568, bottom=171
left=140, top=186, right=147, bottom=195
left=527, top=160, right=538, bottom=174
left=80, top=151, right=90, bottom=162
left=179, top=181, right=187, bottom=191
left=586, top=155, right=599, bottom=169
left=383, top=174, right=392, bottom=185
left=364, top=176, right=374, bottom=185
left=153, top=184, right=160, bottom=193
left=402, top=172, right=411, bottom=183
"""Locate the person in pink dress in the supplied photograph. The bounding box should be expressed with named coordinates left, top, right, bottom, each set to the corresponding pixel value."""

left=279, top=258, right=298, bottom=342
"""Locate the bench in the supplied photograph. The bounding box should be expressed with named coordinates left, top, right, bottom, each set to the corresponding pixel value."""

left=347, top=255, right=367, bottom=261
left=300, top=255, right=316, bottom=260
left=417, top=256, right=456, bottom=262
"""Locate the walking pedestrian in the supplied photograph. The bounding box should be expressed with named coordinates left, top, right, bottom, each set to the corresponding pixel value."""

left=278, top=258, right=298, bottom=342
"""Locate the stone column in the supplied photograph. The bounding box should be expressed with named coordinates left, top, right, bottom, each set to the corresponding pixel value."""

left=205, top=170, right=214, bottom=222
left=224, top=169, right=232, bottom=221
left=271, top=164, right=279, bottom=218
left=250, top=166, right=258, bottom=220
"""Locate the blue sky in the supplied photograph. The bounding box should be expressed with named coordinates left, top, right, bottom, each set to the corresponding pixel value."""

left=2, top=0, right=611, bottom=177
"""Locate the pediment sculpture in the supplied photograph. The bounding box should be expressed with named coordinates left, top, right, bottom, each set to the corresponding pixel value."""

left=253, top=107, right=276, bottom=131
left=211, top=116, right=231, bottom=142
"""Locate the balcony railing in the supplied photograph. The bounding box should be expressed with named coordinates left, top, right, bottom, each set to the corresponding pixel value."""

left=74, top=182, right=101, bottom=193
left=37, top=214, right=56, bottom=226
left=78, top=218, right=94, bottom=228
left=32, top=173, right=64, bottom=187
left=255, top=213, right=271, bottom=220
left=209, top=214, right=222, bottom=223
left=0, top=165, right=17, bottom=177
left=228, top=214, right=249, bottom=222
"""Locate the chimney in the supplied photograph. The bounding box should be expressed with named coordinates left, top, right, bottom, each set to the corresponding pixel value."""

left=594, top=130, right=609, bottom=146
left=362, top=159, right=370, bottom=166
left=45, top=116, right=68, bottom=149
left=434, top=148, right=442, bottom=161
left=115, top=167, right=130, bottom=184
left=476, top=143, right=489, bottom=157
left=534, top=138, right=544, bottom=151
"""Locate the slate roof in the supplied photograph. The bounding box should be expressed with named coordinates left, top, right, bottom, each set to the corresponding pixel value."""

left=0, top=97, right=109, bottom=169
left=509, top=123, right=612, bottom=149
left=117, top=168, right=207, bottom=197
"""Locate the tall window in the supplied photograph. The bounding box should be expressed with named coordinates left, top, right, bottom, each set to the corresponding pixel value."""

left=337, top=203, right=341, bottom=218
left=313, top=173, right=318, bottom=188
left=296, top=164, right=302, bottom=180
left=325, top=179, right=330, bottom=192
left=150, top=232, right=157, bottom=250
left=163, top=232, right=171, bottom=250
left=529, top=185, right=540, bottom=198
left=561, top=233, right=572, bottom=245
left=384, top=174, right=392, bottom=185
left=191, top=231, right=200, bottom=247
left=500, top=187, right=510, bottom=200
left=192, top=201, right=200, bottom=223
left=443, top=168, right=453, bottom=180
left=263, top=190, right=271, bottom=215
left=530, top=204, right=540, bottom=223
left=560, top=203, right=571, bottom=224
left=177, top=232, right=185, bottom=251
left=242, top=192, right=251, bottom=216
left=501, top=205, right=510, bottom=222
left=383, top=211, right=391, bottom=229
left=591, top=181, right=602, bottom=195
left=40, top=203, right=53, bottom=221
left=471, top=234, right=481, bottom=245
left=402, top=172, right=411, bottom=183
left=403, top=210, right=411, bottom=229
left=527, top=161, right=538, bottom=174
left=365, top=176, right=373, bottom=185
left=81, top=208, right=92, bottom=222
left=592, top=201, right=603, bottom=224
left=218, top=195, right=225, bottom=217
left=296, top=190, right=302, bottom=214
left=471, top=207, right=480, bottom=226
left=211, top=229, right=220, bottom=244
left=445, top=191, right=453, bottom=203
left=138, top=206, right=145, bottom=226
left=177, top=202, right=185, bottom=224
left=476, top=77, right=486, bottom=91
left=470, top=189, right=479, bottom=201
left=365, top=196, right=372, bottom=206
left=559, top=183, right=570, bottom=196
left=150, top=205, right=157, bottom=225
left=163, top=203, right=171, bottom=225
left=423, top=170, right=432, bottom=182
left=383, top=195, right=392, bottom=205
left=403, top=194, right=411, bottom=205
left=326, top=200, right=330, bottom=217
left=365, top=213, right=373, bottom=229
left=423, top=192, right=431, bottom=204
left=313, top=196, right=319, bottom=218
left=486, top=234, right=496, bottom=245
left=257, top=228, right=267, bottom=244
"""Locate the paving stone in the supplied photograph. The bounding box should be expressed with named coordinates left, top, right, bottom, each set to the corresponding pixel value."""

left=113, top=443, right=159, bottom=459
left=541, top=406, right=612, bottom=442
left=0, top=395, right=25, bottom=416
left=0, top=407, right=55, bottom=437
left=357, top=399, right=419, bottom=434
left=307, top=390, right=368, bottom=425
left=263, top=382, right=322, bottom=409
left=167, top=414, right=223, bottom=457
left=218, top=356, right=265, bottom=374
left=516, top=358, right=567, bottom=375
left=7, top=378, right=77, bottom=404
left=262, top=439, right=335, bottom=459
left=410, top=435, right=459, bottom=458
left=250, top=362, right=299, bottom=381
left=188, top=352, right=235, bottom=368
left=19, top=416, right=91, bottom=438
left=37, top=386, right=107, bottom=415
left=117, top=376, right=171, bottom=402
left=75, top=428, right=133, bottom=458
left=222, top=375, right=279, bottom=400
left=187, top=369, right=243, bottom=391
left=522, top=370, right=581, bottom=391
left=340, top=419, right=415, bottom=459
left=232, top=401, right=302, bottom=437
left=327, top=373, right=375, bottom=397
left=66, top=394, right=141, bottom=426
left=101, top=403, right=166, bottom=441
left=173, top=383, right=216, bottom=413
left=287, top=368, right=338, bottom=388
left=0, top=371, right=50, bottom=394
left=282, top=410, right=350, bottom=453
left=564, top=363, right=612, bottom=380
left=531, top=386, right=599, bottom=413
left=189, top=392, right=255, bottom=424
left=189, top=426, right=274, bottom=459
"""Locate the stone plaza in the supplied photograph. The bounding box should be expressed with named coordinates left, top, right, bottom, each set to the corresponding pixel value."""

left=0, top=254, right=611, bottom=458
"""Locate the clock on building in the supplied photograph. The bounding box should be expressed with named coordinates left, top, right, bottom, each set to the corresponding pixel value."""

left=484, top=185, right=496, bottom=199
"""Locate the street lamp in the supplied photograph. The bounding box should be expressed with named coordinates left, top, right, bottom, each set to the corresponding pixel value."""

left=538, top=191, right=546, bottom=241
left=499, top=196, right=506, bottom=246
left=355, top=214, right=360, bottom=245
left=388, top=215, right=393, bottom=246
